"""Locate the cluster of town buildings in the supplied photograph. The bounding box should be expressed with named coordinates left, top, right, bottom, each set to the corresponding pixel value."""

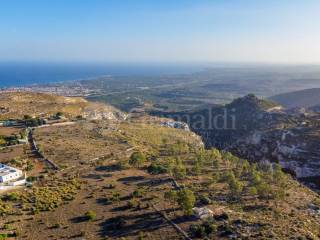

left=0, top=84, right=99, bottom=97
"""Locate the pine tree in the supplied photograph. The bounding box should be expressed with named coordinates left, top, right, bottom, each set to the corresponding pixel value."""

left=177, top=189, right=196, bottom=216
left=226, top=171, right=243, bottom=197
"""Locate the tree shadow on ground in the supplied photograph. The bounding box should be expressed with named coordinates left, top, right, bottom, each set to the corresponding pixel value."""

left=111, top=204, right=131, bottom=212
left=98, top=211, right=168, bottom=238
left=69, top=216, right=88, bottom=223
left=117, top=176, right=145, bottom=183
left=171, top=215, right=197, bottom=225
left=137, top=178, right=172, bottom=187
left=96, top=197, right=112, bottom=206
left=83, top=173, right=103, bottom=179
left=95, top=164, right=121, bottom=173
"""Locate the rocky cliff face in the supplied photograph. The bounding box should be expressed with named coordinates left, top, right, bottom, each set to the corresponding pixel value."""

left=152, top=94, right=320, bottom=189
left=226, top=126, right=320, bottom=179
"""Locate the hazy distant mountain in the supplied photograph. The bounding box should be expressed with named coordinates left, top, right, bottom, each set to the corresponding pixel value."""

left=270, top=88, right=320, bottom=109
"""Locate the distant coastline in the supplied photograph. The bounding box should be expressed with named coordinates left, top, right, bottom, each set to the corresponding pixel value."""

left=0, top=62, right=204, bottom=88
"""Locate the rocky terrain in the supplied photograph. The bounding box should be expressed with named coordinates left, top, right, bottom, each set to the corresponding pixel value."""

left=151, top=94, right=320, bottom=191
left=0, top=91, right=125, bottom=121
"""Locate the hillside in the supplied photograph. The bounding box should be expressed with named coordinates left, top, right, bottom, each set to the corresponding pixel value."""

left=151, top=94, right=320, bottom=190
left=0, top=92, right=319, bottom=239
left=228, top=94, right=280, bottom=112
left=270, top=88, right=320, bottom=109
left=0, top=91, right=125, bottom=120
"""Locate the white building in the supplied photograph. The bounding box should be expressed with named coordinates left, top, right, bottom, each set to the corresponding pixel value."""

left=0, top=164, right=23, bottom=183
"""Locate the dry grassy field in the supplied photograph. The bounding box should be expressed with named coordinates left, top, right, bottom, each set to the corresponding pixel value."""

left=33, top=118, right=202, bottom=168
left=0, top=127, right=24, bottom=136
left=0, top=91, right=123, bottom=120
left=0, top=116, right=317, bottom=240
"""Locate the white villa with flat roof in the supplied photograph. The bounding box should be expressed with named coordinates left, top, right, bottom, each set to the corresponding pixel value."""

left=0, top=164, right=23, bottom=183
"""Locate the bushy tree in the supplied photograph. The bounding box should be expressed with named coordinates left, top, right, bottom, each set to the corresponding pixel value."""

left=226, top=171, right=243, bottom=196
left=177, top=189, right=196, bottom=216
left=248, top=186, right=258, bottom=196
left=172, top=158, right=186, bottom=179
left=192, top=159, right=202, bottom=176
left=256, top=182, right=273, bottom=199
left=147, top=162, right=167, bottom=174
left=129, top=151, right=146, bottom=168
left=249, top=164, right=262, bottom=186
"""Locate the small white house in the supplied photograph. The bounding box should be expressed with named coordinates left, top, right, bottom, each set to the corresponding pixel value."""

left=0, top=164, right=23, bottom=183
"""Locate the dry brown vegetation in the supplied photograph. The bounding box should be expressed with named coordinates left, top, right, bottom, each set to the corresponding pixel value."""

left=0, top=93, right=319, bottom=240
left=0, top=127, right=23, bottom=136
left=0, top=91, right=122, bottom=120
left=0, top=117, right=317, bottom=240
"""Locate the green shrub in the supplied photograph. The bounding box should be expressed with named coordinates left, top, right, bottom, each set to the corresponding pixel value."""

left=110, top=191, right=120, bottom=202
left=273, top=163, right=286, bottom=185
left=190, top=220, right=217, bottom=238
left=256, top=182, right=273, bottom=199
left=24, top=178, right=80, bottom=213
left=198, top=194, right=212, bottom=205
left=147, top=162, right=167, bottom=174
left=248, top=186, right=258, bottom=196
left=0, top=233, right=8, bottom=240
left=5, top=192, right=19, bottom=201
left=26, top=160, right=34, bottom=171
left=127, top=199, right=139, bottom=209
left=131, top=189, right=143, bottom=198
left=85, top=210, right=96, bottom=221
left=226, top=171, right=243, bottom=196
left=190, top=224, right=206, bottom=238
left=192, top=160, right=202, bottom=176
left=129, top=151, right=146, bottom=168
left=172, top=158, right=186, bottom=179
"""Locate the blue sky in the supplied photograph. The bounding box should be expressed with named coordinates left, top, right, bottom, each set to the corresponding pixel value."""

left=1, top=0, right=320, bottom=63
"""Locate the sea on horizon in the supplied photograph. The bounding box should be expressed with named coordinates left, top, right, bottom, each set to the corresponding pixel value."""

left=0, top=62, right=204, bottom=88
